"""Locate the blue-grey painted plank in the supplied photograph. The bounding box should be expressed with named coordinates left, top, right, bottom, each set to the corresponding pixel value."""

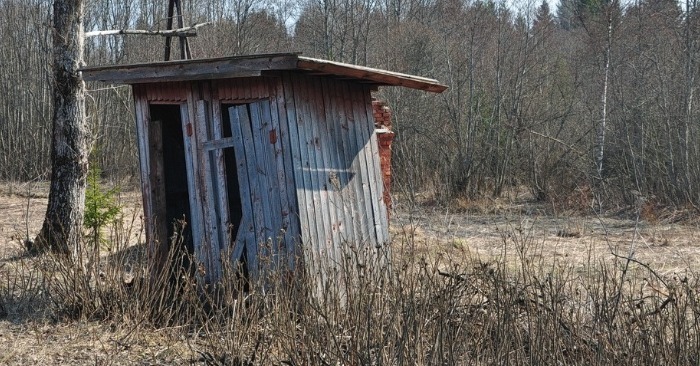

left=179, top=102, right=203, bottom=270
left=183, top=88, right=208, bottom=287
left=248, top=101, right=277, bottom=270
left=257, top=99, right=287, bottom=269
left=271, top=77, right=300, bottom=271
left=195, top=99, right=222, bottom=283
left=210, top=97, right=233, bottom=267
left=202, top=136, right=236, bottom=151
left=306, top=77, right=335, bottom=269
left=228, top=105, right=255, bottom=275
left=237, top=105, right=264, bottom=277
left=310, top=77, right=342, bottom=269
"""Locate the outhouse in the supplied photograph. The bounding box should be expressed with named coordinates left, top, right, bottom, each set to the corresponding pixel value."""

left=81, top=53, right=447, bottom=284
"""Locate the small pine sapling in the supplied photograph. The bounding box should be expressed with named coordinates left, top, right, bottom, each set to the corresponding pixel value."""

left=84, top=164, right=121, bottom=250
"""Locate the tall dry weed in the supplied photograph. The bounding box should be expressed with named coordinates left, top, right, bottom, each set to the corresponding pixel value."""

left=2, top=213, right=700, bottom=365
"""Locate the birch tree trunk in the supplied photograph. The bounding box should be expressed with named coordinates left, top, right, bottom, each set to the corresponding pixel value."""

left=595, top=10, right=614, bottom=211
left=33, top=0, right=88, bottom=255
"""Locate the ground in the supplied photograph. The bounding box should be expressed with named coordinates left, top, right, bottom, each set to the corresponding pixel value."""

left=1, top=182, right=699, bottom=364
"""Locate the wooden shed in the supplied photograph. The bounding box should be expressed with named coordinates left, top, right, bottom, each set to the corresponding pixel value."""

left=81, top=53, right=446, bottom=284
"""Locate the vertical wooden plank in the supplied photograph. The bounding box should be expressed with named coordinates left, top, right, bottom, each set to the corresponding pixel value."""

left=228, top=106, right=256, bottom=276
left=359, top=86, right=390, bottom=245
left=241, top=78, right=250, bottom=100
left=363, top=85, right=389, bottom=246
left=336, top=81, right=360, bottom=242
left=236, top=105, right=264, bottom=276
left=320, top=78, right=354, bottom=254
left=280, top=73, right=308, bottom=270
left=339, top=82, right=372, bottom=244
left=331, top=80, right=361, bottom=246
left=255, top=99, right=285, bottom=269
left=309, top=77, right=340, bottom=268
left=290, top=73, right=326, bottom=286
left=226, top=79, right=235, bottom=101
left=184, top=88, right=206, bottom=286
left=133, top=92, right=156, bottom=259
left=249, top=78, right=258, bottom=100
left=231, top=79, right=241, bottom=100
left=248, top=102, right=276, bottom=269
left=210, top=90, right=232, bottom=258
left=194, top=99, right=222, bottom=283
left=179, top=102, right=203, bottom=269
left=148, top=117, right=168, bottom=268
left=271, top=78, right=300, bottom=270
left=301, top=75, right=331, bottom=270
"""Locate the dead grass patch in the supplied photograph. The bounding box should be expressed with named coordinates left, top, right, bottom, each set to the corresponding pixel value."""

left=2, top=184, right=700, bottom=364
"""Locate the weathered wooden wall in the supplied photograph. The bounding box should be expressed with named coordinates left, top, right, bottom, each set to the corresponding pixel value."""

left=277, top=72, right=389, bottom=285
left=133, top=73, right=389, bottom=284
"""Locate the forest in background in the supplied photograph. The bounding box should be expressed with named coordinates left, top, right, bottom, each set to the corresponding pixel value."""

left=0, top=0, right=697, bottom=211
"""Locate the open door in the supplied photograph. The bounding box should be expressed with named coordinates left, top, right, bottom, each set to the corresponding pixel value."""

left=189, top=99, right=293, bottom=283
left=227, top=100, right=292, bottom=277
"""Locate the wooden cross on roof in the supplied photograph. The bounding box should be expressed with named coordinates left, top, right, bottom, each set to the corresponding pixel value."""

left=164, top=0, right=191, bottom=61
left=85, top=0, right=207, bottom=61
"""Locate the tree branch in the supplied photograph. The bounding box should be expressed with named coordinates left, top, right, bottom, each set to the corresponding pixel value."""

left=85, top=22, right=210, bottom=38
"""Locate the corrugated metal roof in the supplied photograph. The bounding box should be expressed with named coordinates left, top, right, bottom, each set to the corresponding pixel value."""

left=80, top=53, right=447, bottom=93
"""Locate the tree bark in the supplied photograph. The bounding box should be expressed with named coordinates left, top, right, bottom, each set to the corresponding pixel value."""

left=33, top=0, right=88, bottom=255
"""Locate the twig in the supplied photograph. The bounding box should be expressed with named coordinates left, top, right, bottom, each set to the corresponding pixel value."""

left=609, top=252, right=669, bottom=288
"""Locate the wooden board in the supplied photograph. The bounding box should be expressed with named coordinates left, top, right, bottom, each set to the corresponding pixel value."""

left=229, top=105, right=257, bottom=276
left=194, top=99, right=222, bottom=283
left=82, top=54, right=299, bottom=84
left=210, top=92, right=233, bottom=265
left=290, top=73, right=327, bottom=285
left=279, top=73, right=309, bottom=271
left=255, top=100, right=285, bottom=269
left=82, top=53, right=447, bottom=94
left=248, top=102, right=277, bottom=269
left=215, top=77, right=271, bottom=102
left=270, top=77, right=300, bottom=270
left=179, top=102, right=203, bottom=272
left=307, top=76, right=339, bottom=269
left=297, top=57, right=447, bottom=93
left=322, top=78, right=357, bottom=250
left=354, top=84, right=386, bottom=245
left=142, top=81, right=188, bottom=102
left=148, top=117, right=168, bottom=266
left=133, top=93, right=156, bottom=261
left=342, top=82, right=373, bottom=244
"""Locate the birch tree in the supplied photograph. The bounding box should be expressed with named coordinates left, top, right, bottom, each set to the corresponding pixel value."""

left=33, top=0, right=89, bottom=255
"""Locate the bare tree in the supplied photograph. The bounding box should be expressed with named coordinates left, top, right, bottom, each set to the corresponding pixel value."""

left=32, top=0, right=89, bottom=255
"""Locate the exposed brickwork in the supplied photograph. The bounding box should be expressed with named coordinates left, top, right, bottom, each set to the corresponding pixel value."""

left=373, top=99, right=395, bottom=218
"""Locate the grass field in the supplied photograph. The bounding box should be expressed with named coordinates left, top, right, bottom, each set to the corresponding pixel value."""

left=1, top=181, right=700, bottom=365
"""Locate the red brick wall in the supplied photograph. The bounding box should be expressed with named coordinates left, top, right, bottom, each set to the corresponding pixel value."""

left=373, top=99, right=394, bottom=217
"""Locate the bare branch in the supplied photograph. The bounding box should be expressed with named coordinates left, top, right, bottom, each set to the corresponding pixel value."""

left=85, top=22, right=210, bottom=38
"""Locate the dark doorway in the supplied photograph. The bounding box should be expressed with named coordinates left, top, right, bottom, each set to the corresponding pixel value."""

left=149, top=104, right=193, bottom=258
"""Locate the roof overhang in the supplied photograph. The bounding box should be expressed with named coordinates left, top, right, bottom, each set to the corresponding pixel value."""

left=80, top=53, right=447, bottom=93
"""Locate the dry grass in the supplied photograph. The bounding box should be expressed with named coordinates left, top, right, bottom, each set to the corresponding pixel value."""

left=2, top=184, right=700, bottom=365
